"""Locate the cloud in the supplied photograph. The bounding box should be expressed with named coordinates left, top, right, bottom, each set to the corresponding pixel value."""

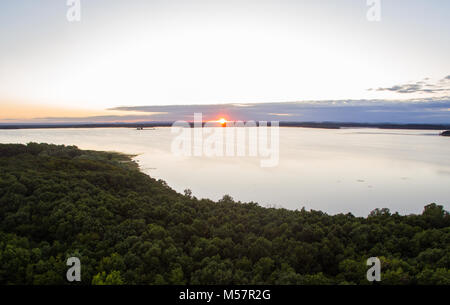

left=106, top=98, right=450, bottom=124
left=268, top=113, right=295, bottom=117
left=370, top=75, right=450, bottom=95
left=3, top=98, right=450, bottom=125
left=0, top=115, right=166, bottom=124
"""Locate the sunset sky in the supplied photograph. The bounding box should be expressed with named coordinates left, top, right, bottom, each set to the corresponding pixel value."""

left=0, top=0, right=449, bottom=123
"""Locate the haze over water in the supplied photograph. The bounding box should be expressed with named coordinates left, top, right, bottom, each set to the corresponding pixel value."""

left=0, top=127, right=449, bottom=216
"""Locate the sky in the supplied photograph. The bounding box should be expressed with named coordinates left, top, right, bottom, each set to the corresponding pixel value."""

left=0, top=0, right=449, bottom=123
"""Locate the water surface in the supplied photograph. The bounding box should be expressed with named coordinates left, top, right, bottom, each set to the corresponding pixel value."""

left=0, top=127, right=448, bottom=216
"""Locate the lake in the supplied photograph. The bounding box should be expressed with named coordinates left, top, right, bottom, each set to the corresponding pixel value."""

left=0, top=127, right=449, bottom=216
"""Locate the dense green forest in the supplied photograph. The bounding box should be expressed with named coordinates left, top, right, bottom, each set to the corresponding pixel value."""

left=0, top=143, right=448, bottom=285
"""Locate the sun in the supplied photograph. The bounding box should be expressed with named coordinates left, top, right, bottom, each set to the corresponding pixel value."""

left=218, top=118, right=227, bottom=125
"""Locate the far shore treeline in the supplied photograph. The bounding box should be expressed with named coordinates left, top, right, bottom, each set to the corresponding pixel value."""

left=1, top=122, right=450, bottom=130
left=0, top=143, right=448, bottom=285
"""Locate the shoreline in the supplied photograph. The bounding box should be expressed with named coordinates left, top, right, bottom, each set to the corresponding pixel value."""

left=1, top=121, right=450, bottom=130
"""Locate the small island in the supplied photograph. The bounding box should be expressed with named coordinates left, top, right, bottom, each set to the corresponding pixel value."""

left=441, top=130, right=450, bottom=136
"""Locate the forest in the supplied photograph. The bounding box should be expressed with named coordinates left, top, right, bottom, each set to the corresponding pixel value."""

left=0, top=143, right=448, bottom=285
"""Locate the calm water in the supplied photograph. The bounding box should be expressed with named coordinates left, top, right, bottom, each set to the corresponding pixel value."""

left=0, top=127, right=449, bottom=216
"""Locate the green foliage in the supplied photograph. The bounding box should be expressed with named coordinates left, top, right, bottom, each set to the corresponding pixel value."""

left=92, top=271, right=124, bottom=285
left=0, top=143, right=448, bottom=285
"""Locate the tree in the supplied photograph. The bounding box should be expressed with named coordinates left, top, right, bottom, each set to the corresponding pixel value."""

left=92, top=271, right=124, bottom=285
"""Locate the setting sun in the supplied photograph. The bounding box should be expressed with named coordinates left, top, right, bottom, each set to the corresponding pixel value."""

left=218, top=118, right=227, bottom=125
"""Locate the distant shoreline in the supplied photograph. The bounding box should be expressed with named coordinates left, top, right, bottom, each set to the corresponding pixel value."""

left=1, top=122, right=450, bottom=130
